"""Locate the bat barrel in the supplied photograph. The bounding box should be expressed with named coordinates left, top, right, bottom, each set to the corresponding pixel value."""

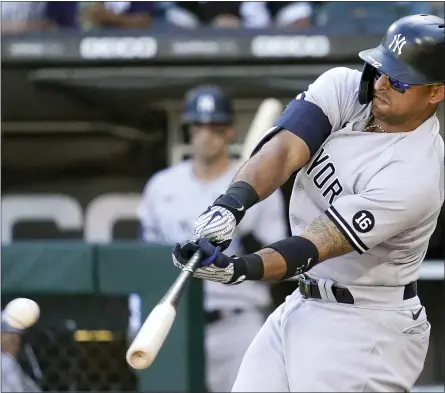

left=126, top=302, right=177, bottom=369
left=126, top=249, right=203, bottom=370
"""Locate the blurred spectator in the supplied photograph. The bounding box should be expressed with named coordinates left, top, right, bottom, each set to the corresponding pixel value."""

left=429, top=2, right=444, bottom=18
left=166, top=1, right=244, bottom=28
left=316, top=1, right=410, bottom=32
left=85, top=2, right=154, bottom=29
left=1, top=315, right=41, bottom=392
left=1, top=1, right=77, bottom=33
left=239, top=2, right=271, bottom=28
left=166, top=1, right=312, bottom=29
left=430, top=2, right=444, bottom=18
left=265, top=1, right=313, bottom=27
left=399, top=1, right=444, bottom=18
left=241, top=1, right=313, bottom=28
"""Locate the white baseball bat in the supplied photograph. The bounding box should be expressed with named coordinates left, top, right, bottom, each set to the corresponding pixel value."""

left=126, top=249, right=203, bottom=370
left=241, top=98, right=284, bottom=162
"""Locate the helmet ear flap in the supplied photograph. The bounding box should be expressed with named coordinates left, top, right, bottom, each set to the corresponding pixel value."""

left=358, top=63, right=376, bottom=105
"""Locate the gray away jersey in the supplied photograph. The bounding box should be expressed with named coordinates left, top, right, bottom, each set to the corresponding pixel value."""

left=1, top=352, right=41, bottom=392
left=283, top=67, right=444, bottom=286
left=138, top=160, right=287, bottom=310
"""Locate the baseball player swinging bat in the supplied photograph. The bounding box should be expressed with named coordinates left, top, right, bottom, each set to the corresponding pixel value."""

left=126, top=249, right=203, bottom=370
left=126, top=97, right=283, bottom=370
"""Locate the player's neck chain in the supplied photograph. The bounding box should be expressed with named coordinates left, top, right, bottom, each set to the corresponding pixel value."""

left=363, top=119, right=386, bottom=133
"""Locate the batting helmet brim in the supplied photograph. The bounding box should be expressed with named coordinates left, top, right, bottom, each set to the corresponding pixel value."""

left=359, top=44, right=441, bottom=85
left=1, top=317, right=24, bottom=334
left=181, top=113, right=233, bottom=125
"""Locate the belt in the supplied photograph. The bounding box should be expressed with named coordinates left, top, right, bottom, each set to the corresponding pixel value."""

left=205, top=308, right=245, bottom=324
left=298, top=276, right=417, bottom=305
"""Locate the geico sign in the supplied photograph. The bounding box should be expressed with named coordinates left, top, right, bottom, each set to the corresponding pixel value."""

left=251, top=35, right=330, bottom=58
left=1, top=194, right=142, bottom=244
left=80, top=37, right=157, bottom=59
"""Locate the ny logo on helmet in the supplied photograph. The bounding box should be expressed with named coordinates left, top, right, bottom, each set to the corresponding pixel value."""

left=197, top=95, right=215, bottom=113
left=388, top=34, right=406, bottom=55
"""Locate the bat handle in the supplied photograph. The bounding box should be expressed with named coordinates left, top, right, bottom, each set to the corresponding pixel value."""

left=162, top=249, right=203, bottom=307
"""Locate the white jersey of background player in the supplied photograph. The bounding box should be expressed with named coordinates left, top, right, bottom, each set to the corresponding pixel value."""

left=138, top=85, right=287, bottom=392
left=171, top=14, right=444, bottom=392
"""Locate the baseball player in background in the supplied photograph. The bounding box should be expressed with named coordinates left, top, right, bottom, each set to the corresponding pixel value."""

left=1, top=315, right=41, bottom=392
left=172, top=14, right=444, bottom=392
left=138, top=85, right=287, bottom=392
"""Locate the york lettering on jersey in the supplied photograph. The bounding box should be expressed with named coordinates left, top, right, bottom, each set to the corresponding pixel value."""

left=306, top=148, right=343, bottom=204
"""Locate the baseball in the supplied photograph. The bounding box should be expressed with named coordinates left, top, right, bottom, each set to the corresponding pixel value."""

left=3, top=298, right=40, bottom=329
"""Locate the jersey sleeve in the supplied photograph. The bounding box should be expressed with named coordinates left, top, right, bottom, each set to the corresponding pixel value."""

left=325, top=158, right=442, bottom=254
left=1, top=356, right=26, bottom=392
left=137, top=177, right=164, bottom=242
left=251, top=67, right=362, bottom=158
left=298, top=66, right=362, bottom=132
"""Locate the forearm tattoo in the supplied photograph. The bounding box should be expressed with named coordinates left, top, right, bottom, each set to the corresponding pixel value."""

left=302, top=214, right=353, bottom=261
left=256, top=248, right=276, bottom=258
left=254, top=248, right=287, bottom=281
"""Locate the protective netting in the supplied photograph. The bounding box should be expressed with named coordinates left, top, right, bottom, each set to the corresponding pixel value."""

left=2, top=294, right=138, bottom=392
left=18, top=326, right=137, bottom=392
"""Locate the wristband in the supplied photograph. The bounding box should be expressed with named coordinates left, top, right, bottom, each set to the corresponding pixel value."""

left=226, top=181, right=260, bottom=210
left=213, top=181, right=260, bottom=223
left=240, top=253, right=264, bottom=281
left=266, top=236, right=319, bottom=279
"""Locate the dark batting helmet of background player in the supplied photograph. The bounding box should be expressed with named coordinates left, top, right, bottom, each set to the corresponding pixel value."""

left=358, top=14, right=445, bottom=104
left=1, top=314, right=24, bottom=334
left=181, top=85, right=234, bottom=126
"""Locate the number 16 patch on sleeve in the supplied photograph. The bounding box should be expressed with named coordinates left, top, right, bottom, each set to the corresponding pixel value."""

left=352, top=210, right=375, bottom=233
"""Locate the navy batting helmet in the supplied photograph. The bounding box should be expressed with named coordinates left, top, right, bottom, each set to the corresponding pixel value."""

left=181, top=85, right=234, bottom=126
left=358, top=14, right=445, bottom=104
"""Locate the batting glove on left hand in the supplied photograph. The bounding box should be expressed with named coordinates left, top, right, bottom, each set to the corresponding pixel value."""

left=172, top=238, right=248, bottom=285
left=191, top=193, right=247, bottom=251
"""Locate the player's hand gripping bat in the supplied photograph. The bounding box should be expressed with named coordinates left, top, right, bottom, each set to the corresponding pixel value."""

left=126, top=249, right=203, bottom=370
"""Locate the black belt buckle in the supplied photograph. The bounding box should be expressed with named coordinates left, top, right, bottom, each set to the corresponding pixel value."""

left=299, top=276, right=312, bottom=299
